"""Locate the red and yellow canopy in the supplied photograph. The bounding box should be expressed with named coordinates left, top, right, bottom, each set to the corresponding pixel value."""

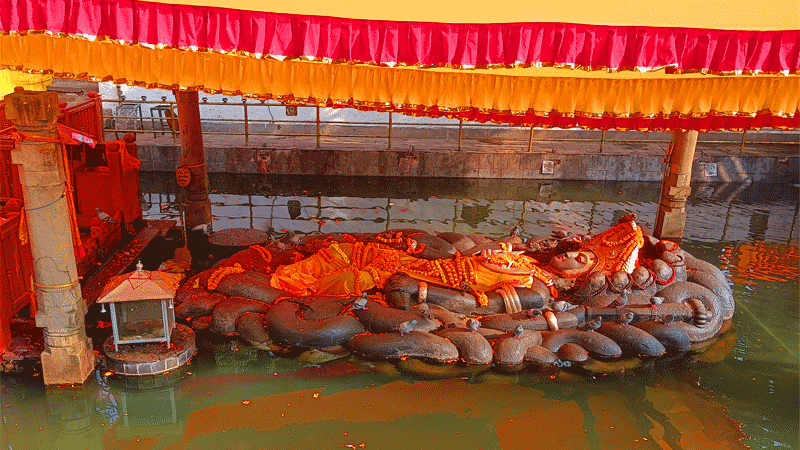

left=1, top=0, right=798, bottom=130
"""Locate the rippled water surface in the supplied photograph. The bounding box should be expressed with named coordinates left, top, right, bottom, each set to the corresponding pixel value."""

left=2, top=174, right=798, bottom=450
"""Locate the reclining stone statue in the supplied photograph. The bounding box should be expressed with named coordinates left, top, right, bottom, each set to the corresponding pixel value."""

left=174, top=213, right=734, bottom=371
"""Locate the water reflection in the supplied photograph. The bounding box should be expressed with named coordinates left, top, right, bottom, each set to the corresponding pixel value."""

left=1, top=363, right=753, bottom=450
left=139, top=175, right=798, bottom=247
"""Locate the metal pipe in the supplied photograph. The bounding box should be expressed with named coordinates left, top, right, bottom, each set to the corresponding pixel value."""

left=388, top=112, right=393, bottom=150
left=458, top=120, right=463, bottom=151
left=528, top=126, right=534, bottom=152
left=98, top=125, right=799, bottom=149
left=316, top=106, right=321, bottom=149
left=599, top=130, right=606, bottom=153
left=739, top=130, right=747, bottom=154
left=170, top=100, right=178, bottom=144
left=243, top=99, right=249, bottom=147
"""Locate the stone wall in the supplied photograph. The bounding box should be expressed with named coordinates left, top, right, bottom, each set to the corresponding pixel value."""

left=135, top=143, right=798, bottom=183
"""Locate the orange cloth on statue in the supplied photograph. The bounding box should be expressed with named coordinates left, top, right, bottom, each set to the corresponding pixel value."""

left=270, top=242, right=391, bottom=297
left=582, top=219, right=645, bottom=275
left=269, top=242, right=548, bottom=298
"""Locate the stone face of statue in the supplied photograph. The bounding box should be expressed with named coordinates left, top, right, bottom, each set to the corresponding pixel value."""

left=547, top=251, right=596, bottom=278
left=550, top=251, right=588, bottom=270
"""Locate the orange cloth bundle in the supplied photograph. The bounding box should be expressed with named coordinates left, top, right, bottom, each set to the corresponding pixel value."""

left=269, top=241, right=552, bottom=299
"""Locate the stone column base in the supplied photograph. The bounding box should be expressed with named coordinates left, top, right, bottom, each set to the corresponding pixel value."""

left=40, top=338, right=95, bottom=385
left=654, top=207, right=688, bottom=240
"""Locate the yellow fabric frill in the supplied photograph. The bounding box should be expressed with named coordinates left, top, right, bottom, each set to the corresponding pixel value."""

left=1, top=34, right=797, bottom=127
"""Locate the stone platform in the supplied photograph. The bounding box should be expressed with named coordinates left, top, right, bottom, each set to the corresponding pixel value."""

left=103, top=324, right=195, bottom=376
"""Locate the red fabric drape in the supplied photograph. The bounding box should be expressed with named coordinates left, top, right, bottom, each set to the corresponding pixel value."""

left=1, top=0, right=798, bottom=74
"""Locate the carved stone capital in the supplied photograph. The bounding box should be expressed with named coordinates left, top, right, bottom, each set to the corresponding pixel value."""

left=3, top=89, right=59, bottom=130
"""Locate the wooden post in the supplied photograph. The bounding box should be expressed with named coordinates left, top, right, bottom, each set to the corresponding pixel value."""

left=174, top=90, right=211, bottom=260
left=5, top=88, right=94, bottom=385
left=654, top=130, right=699, bottom=240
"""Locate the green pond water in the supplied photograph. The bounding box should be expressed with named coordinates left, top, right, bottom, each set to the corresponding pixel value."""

left=2, top=174, right=798, bottom=450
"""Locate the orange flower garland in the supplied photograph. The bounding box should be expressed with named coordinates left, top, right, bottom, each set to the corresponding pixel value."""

left=249, top=244, right=272, bottom=263
left=376, top=231, right=404, bottom=244
left=400, top=253, right=483, bottom=291
left=476, top=250, right=555, bottom=291
left=207, top=263, right=244, bottom=290
left=329, top=243, right=351, bottom=265
left=474, top=290, right=489, bottom=307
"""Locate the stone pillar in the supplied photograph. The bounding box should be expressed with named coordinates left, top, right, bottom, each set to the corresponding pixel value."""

left=654, top=130, right=699, bottom=240
left=174, top=90, right=211, bottom=263
left=5, top=88, right=94, bottom=385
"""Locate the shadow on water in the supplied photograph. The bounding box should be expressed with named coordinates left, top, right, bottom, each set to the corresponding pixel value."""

left=3, top=174, right=798, bottom=450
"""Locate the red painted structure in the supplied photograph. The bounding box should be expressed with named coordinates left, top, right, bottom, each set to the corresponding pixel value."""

left=0, top=208, right=34, bottom=350
left=74, top=140, right=142, bottom=231
left=0, top=92, right=139, bottom=352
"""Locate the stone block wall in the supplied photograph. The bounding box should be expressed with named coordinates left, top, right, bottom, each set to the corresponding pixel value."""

left=136, top=144, right=798, bottom=183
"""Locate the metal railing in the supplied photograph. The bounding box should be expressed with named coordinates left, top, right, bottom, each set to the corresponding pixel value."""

left=101, top=95, right=799, bottom=154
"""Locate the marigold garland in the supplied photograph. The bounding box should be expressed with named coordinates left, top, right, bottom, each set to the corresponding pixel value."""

left=474, top=290, right=489, bottom=307
left=364, top=266, right=383, bottom=287
left=477, top=251, right=555, bottom=290
left=400, top=253, right=484, bottom=291
left=352, top=266, right=363, bottom=296
left=249, top=245, right=272, bottom=263
left=377, top=231, right=404, bottom=244
left=330, top=243, right=351, bottom=265
left=207, top=263, right=244, bottom=291
left=318, top=246, right=335, bottom=263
